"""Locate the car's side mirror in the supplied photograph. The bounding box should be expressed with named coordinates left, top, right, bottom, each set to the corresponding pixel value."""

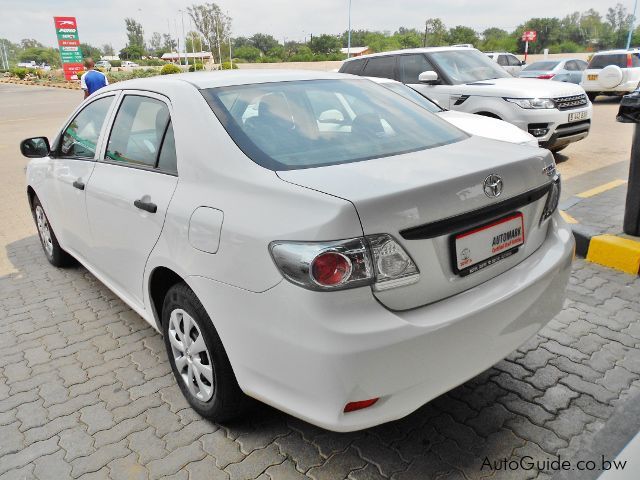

left=418, top=71, right=439, bottom=84
left=521, top=61, right=526, bottom=66
left=20, top=137, right=50, bottom=158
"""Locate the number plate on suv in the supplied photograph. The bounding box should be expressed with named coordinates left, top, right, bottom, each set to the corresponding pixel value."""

left=453, top=213, right=525, bottom=276
left=568, top=111, right=588, bottom=122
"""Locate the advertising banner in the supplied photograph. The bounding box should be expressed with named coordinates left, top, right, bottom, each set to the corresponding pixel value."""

left=53, top=16, right=83, bottom=80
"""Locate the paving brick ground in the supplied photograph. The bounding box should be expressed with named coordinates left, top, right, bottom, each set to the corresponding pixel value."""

left=564, top=184, right=627, bottom=235
left=2, top=233, right=640, bottom=479
left=2, top=84, right=640, bottom=480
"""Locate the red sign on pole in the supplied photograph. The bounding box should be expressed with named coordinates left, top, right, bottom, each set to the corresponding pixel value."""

left=53, top=16, right=83, bottom=80
left=522, top=30, right=537, bottom=42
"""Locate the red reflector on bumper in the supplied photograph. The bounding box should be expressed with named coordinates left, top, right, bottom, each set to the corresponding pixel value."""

left=344, top=398, right=379, bottom=413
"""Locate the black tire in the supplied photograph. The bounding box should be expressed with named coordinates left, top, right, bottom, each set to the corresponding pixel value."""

left=550, top=145, right=567, bottom=153
left=587, top=93, right=597, bottom=102
left=162, top=282, right=248, bottom=422
left=31, top=196, right=75, bottom=267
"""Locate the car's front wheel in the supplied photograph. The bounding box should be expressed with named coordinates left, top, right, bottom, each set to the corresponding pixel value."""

left=587, top=93, right=598, bottom=102
left=31, top=196, right=74, bottom=267
left=162, top=282, right=248, bottom=421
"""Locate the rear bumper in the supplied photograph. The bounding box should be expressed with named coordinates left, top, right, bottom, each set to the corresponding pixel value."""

left=188, top=214, right=574, bottom=432
left=581, top=79, right=638, bottom=94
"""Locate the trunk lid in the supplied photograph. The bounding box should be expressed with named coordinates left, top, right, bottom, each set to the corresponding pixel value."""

left=277, top=136, right=557, bottom=310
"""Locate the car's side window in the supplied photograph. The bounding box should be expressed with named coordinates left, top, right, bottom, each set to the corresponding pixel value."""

left=105, top=95, right=170, bottom=168
left=399, top=54, right=436, bottom=83
left=565, top=61, right=578, bottom=71
left=497, top=55, right=509, bottom=66
left=507, top=55, right=521, bottom=67
left=59, top=96, right=114, bottom=160
left=157, top=121, right=177, bottom=175
left=342, top=59, right=365, bottom=75
left=576, top=60, right=588, bottom=70
left=362, top=56, right=396, bottom=80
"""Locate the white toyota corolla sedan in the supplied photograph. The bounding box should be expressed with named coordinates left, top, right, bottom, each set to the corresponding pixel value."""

left=21, top=71, right=574, bottom=432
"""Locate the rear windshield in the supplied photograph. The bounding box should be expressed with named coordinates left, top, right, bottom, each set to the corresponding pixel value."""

left=201, top=79, right=466, bottom=171
left=523, top=61, right=559, bottom=71
left=588, top=53, right=640, bottom=69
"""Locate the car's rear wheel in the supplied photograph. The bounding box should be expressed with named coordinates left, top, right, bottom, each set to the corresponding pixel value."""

left=162, top=282, right=248, bottom=421
left=32, top=196, right=74, bottom=267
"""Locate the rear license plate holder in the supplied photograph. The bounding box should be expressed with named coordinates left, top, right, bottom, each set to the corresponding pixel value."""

left=452, top=213, right=525, bottom=277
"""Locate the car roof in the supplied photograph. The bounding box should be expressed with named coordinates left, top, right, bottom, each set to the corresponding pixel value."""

left=593, top=49, right=640, bottom=55
left=342, top=46, right=478, bottom=62
left=99, top=69, right=359, bottom=94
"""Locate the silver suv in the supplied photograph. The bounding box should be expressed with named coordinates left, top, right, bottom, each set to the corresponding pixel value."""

left=340, top=47, right=592, bottom=152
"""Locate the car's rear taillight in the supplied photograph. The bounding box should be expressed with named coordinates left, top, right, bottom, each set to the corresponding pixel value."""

left=537, top=73, right=555, bottom=79
left=344, top=398, right=379, bottom=413
left=541, top=175, right=561, bottom=224
left=270, top=235, right=419, bottom=291
left=628, top=53, right=634, bottom=68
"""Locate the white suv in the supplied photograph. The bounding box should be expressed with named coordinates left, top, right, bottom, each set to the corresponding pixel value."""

left=485, top=52, right=525, bottom=76
left=340, top=47, right=592, bottom=152
left=580, top=49, right=640, bottom=101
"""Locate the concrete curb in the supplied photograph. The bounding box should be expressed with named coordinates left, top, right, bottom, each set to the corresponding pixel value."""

left=569, top=224, right=640, bottom=276
left=0, top=78, right=80, bottom=90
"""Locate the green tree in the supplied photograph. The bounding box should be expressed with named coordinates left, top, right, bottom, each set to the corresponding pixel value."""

left=395, top=28, right=422, bottom=49
left=124, top=18, right=145, bottom=49
left=249, top=33, right=280, bottom=54
left=309, top=34, right=341, bottom=55
left=162, top=34, right=177, bottom=52
left=80, top=43, right=102, bottom=60
left=447, top=26, right=479, bottom=46
left=20, top=39, right=43, bottom=49
left=101, top=44, right=115, bottom=56
left=119, top=44, right=145, bottom=60
left=18, top=47, right=60, bottom=67
left=424, top=18, right=448, bottom=47
left=149, top=32, right=162, bottom=55
left=234, top=45, right=261, bottom=61
left=188, top=2, right=232, bottom=64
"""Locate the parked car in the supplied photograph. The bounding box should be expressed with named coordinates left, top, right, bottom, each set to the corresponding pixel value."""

left=96, top=60, right=112, bottom=71
left=340, top=47, right=592, bottom=152
left=580, top=49, right=640, bottom=101
left=121, top=60, right=140, bottom=67
left=21, top=71, right=573, bottom=432
left=518, top=59, right=587, bottom=84
left=367, top=76, right=539, bottom=147
left=485, top=52, right=525, bottom=76
left=17, top=61, right=51, bottom=70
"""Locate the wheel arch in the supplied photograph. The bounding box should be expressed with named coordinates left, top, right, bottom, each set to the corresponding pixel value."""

left=148, top=266, right=186, bottom=331
left=27, top=186, right=37, bottom=210
left=474, top=111, right=502, bottom=119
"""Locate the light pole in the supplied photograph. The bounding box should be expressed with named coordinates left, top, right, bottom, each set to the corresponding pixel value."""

left=179, top=10, right=189, bottom=67
left=347, top=0, right=352, bottom=58
left=627, top=0, right=638, bottom=49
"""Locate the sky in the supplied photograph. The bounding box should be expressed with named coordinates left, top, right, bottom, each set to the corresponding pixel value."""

left=2, top=0, right=624, bottom=50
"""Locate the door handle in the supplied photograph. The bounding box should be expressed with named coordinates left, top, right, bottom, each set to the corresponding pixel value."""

left=134, top=199, right=157, bottom=213
left=72, top=180, right=85, bottom=190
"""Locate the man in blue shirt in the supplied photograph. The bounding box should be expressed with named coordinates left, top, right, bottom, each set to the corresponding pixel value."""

left=80, top=58, right=109, bottom=98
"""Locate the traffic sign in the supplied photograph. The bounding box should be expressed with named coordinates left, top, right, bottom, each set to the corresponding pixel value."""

left=522, top=30, right=537, bottom=42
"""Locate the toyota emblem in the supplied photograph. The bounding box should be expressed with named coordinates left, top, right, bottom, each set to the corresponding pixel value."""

left=483, top=174, right=503, bottom=198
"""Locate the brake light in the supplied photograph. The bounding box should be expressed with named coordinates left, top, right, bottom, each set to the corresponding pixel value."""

left=628, top=54, right=633, bottom=68
left=344, top=398, right=379, bottom=412
left=311, top=252, right=352, bottom=286
left=540, top=175, right=561, bottom=224
left=537, top=73, right=555, bottom=79
left=270, top=235, right=419, bottom=291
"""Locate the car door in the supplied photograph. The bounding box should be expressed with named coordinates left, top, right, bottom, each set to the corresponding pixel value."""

left=496, top=54, right=511, bottom=74
left=565, top=61, right=582, bottom=84
left=46, top=94, right=117, bottom=258
left=85, top=91, right=179, bottom=307
left=400, top=53, right=456, bottom=108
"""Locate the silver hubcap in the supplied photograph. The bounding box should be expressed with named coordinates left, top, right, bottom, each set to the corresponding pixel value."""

left=168, top=309, right=214, bottom=401
left=35, top=205, right=54, bottom=257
